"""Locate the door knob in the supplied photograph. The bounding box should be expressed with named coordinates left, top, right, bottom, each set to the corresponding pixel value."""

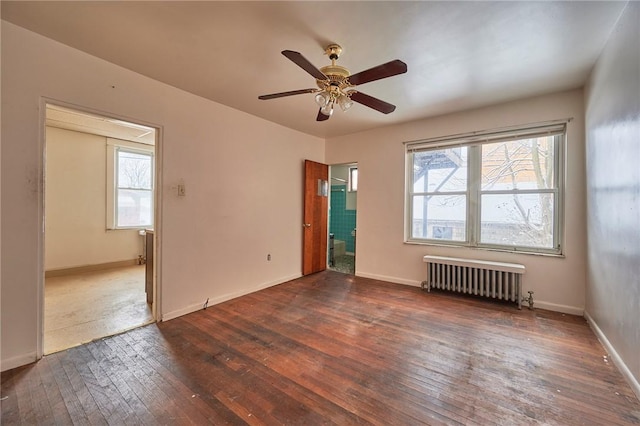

left=303, top=223, right=311, bottom=228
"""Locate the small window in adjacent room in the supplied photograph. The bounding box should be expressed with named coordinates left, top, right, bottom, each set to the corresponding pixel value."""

left=107, top=140, right=154, bottom=229
left=405, top=121, right=566, bottom=254
left=349, top=166, right=358, bottom=192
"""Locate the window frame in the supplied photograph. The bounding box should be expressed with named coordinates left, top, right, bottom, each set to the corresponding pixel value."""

left=348, top=166, right=358, bottom=192
left=405, top=121, right=566, bottom=255
left=106, top=138, right=155, bottom=230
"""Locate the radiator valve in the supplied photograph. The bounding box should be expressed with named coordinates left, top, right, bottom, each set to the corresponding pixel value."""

left=522, top=291, right=534, bottom=310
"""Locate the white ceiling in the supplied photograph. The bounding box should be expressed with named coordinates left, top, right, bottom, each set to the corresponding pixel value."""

left=2, top=1, right=628, bottom=139
left=46, top=104, right=156, bottom=145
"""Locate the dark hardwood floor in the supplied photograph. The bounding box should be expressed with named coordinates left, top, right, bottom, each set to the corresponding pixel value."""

left=2, top=270, right=639, bottom=425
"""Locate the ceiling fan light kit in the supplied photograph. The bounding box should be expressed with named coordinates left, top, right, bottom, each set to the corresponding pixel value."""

left=259, top=43, right=407, bottom=122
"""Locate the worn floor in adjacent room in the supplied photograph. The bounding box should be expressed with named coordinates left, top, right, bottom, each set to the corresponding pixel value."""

left=329, top=254, right=355, bottom=274
left=45, top=265, right=154, bottom=354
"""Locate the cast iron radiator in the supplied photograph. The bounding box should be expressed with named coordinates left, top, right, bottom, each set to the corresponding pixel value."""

left=422, top=255, right=526, bottom=309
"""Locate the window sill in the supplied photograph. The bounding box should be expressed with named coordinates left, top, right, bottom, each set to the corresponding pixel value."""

left=107, top=227, right=153, bottom=232
left=403, top=240, right=565, bottom=258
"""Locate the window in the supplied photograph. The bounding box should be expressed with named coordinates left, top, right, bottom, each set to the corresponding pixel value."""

left=406, top=122, right=565, bottom=254
left=349, top=166, right=358, bottom=192
left=107, top=139, right=154, bottom=229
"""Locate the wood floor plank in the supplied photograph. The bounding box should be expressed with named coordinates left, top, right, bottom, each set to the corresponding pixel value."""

left=158, top=316, right=363, bottom=424
left=36, top=355, right=75, bottom=425
left=2, top=271, right=639, bottom=424
left=8, top=367, right=38, bottom=425
left=57, top=349, right=109, bottom=425
left=86, top=338, right=158, bottom=424
left=26, top=361, right=55, bottom=425
left=119, top=326, right=250, bottom=424
left=180, top=314, right=366, bottom=425
left=196, top=306, right=465, bottom=425
left=0, top=368, right=20, bottom=424
left=45, top=352, right=92, bottom=425
left=113, top=332, right=231, bottom=425
left=71, top=344, right=130, bottom=424
left=110, top=331, right=225, bottom=424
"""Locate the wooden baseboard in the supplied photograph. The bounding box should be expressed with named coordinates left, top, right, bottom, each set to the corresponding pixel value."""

left=45, top=259, right=140, bottom=278
left=584, top=310, right=640, bottom=401
left=1, top=351, right=37, bottom=372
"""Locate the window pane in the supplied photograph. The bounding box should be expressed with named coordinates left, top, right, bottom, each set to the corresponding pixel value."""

left=412, top=195, right=466, bottom=241
left=117, top=189, right=152, bottom=227
left=413, top=147, right=467, bottom=193
left=349, top=167, right=358, bottom=191
left=118, top=151, right=152, bottom=189
left=480, top=193, right=554, bottom=248
left=481, top=137, right=555, bottom=191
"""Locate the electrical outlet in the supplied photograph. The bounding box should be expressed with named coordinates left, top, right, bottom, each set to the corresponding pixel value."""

left=267, top=254, right=271, bottom=261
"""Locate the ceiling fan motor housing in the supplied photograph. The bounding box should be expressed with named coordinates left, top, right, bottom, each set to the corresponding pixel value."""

left=317, top=65, right=352, bottom=91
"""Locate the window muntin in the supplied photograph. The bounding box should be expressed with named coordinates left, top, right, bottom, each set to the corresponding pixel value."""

left=406, top=124, right=564, bottom=254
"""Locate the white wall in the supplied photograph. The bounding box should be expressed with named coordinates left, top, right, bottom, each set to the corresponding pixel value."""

left=584, top=3, right=639, bottom=396
left=326, top=89, right=587, bottom=314
left=1, top=22, right=324, bottom=370
left=45, top=127, right=142, bottom=270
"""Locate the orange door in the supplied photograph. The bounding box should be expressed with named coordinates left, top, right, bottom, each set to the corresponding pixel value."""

left=303, top=160, right=329, bottom=275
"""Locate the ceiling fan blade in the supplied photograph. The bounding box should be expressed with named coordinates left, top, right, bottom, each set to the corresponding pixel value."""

left=258, top=88, right=318, bottom=100
left=282, top=50, right=327, bottom=80
left=350, top=92, right=396, bottom=114
left=316, top=109, right=331, bottom=121
left=348, top=60, right=407, bottom=86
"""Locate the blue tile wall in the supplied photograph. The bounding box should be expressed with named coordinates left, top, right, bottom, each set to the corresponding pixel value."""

left=329, top=185, right=356, bottom=253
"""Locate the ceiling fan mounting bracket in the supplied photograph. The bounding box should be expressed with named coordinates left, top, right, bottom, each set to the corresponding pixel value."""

left=324, top=43, right=342, bottom=60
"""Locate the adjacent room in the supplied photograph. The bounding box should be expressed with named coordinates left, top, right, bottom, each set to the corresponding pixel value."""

left=328, top=163, right=357, bottom=275
left=43, top=105, right=157, bottom=354
left=1, top=1, right=638, bottom=424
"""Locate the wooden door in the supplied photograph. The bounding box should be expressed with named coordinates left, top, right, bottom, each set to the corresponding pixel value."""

left=303, top=160, right=329, bottom=275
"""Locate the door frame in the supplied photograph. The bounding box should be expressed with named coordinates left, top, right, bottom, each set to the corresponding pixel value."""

left=36, top=98, right=164, bottom=359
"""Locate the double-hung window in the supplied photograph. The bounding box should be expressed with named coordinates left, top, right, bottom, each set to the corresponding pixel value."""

left=107, top=139, right=154, bottom=229
left=406, top=121, right=565, bottom=254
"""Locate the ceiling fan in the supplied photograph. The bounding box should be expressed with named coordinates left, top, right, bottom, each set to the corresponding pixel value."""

left=258, top=44, right=407, bottom=121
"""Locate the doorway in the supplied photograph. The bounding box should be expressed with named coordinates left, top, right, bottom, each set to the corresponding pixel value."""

left=328, top=163, right=357, bottom=274
left=43, top=104, right=158, bottom=354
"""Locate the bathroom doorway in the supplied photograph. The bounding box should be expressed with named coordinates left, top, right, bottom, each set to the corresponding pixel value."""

left=328, top=163, right=357, bottom=274
left=43, top=103, right=158, bottom=354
